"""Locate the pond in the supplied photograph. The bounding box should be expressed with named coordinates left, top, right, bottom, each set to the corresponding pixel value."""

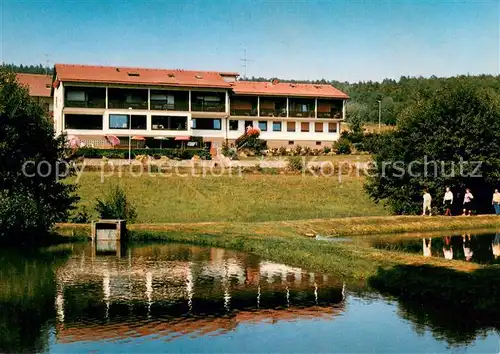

left=1, top=242, right=498, bottom=353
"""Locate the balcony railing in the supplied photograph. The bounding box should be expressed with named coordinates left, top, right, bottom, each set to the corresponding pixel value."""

left=65, top=100, right=106, bottom=108
left=289, top=110, right=316, bottom=118
left=230, top=108, right=258, bottom=116
left=191, top=103, right=225, bottom=112
left=150, top=101, right=189, bottom=111
left=259, top=108, right=287, bottom=117
left=108, top=101, right=148, bottom=110
left=317, top=111, right=343, bottom=119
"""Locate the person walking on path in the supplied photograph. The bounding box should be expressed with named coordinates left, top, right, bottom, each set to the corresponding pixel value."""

left=443, top=187, right=453, bottom=216
left=462, top=188, right=474, bottom=216
left=422, top=189, right=432, bottom=216
left=492, top=189, right=500, bottom=215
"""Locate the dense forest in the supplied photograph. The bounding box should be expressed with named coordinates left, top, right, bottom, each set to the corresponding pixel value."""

left=4, top=62, right=499, bottom=125
left=2, top=63, right=53, bottom=75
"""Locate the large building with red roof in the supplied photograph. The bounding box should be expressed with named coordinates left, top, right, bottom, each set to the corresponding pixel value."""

left=51, top=63, right=348, bottom=151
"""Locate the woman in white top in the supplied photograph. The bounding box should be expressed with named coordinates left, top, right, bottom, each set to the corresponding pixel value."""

left=443, top=187, right=453, bottom=216
left=462, top=188, right=474, bottom=216
left=492, top=189, right=500, bottom=216
left=422, top=190, right=432, bottom=216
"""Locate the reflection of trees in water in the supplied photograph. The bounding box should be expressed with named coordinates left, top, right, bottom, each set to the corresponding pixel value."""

left=370, top=264, right=500, bottom=346
left=0, top=249, right=68, bottom=353
left=397, top=299, right=499, bottom=347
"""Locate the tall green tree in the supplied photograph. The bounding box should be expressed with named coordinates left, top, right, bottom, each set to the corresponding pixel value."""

left=0, top=69, right=78, bottom=244
left=365, top=81, right=500, bottom=215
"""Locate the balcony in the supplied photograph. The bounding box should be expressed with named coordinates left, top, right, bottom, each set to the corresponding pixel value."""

left=317, top=99, right=343, bottom=119
left=230, top=95, right=258, bottom=116
left=259, top=97, right=287, bottom=117
left=191, top=91, right=225, bottom=112
left=65, top=87, right=106, bottom=108
left=289, top=98, right=315, bottom=118
left=150, top=90, right=189, bottom=111
left=108, top=88, right=148, bottom=110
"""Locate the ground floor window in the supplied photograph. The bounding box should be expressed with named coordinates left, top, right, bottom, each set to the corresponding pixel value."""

left=288, top=140, right=294, bottom=145
left=301, top=122, right=310, bottom=132
left=244, top=120, right=254, bottom=129
left=64, top=114, right=103, bottom=130
left=287, top=122, right=295, bottom=132
left=229, top=120, right=239, bottom=130
left=328, top=122, right=337, bottom=133
left=258, top=121, right=268, bottom=131
left=152, top=116, right=187, bottom=130
left=316, top=141, right=322, bottom=145
left=272, top=121, right=282, bottom=132
left=315, top=122, right=324, bottom=133
left=192, top=118, right=221, bottom=130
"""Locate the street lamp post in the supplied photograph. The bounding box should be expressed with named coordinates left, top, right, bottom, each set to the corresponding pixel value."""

left=377, top=100, right=382, bottom=133
left=128, top=107, right=132, bottom=164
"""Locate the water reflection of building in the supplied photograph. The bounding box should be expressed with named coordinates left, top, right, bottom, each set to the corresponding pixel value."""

left=54, top=244, right=345, bottom=343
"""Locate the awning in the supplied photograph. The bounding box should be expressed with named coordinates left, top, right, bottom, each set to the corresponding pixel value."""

left=174, top=136, right=191, bottom=141
left=131, top=136, right=145, bottom=140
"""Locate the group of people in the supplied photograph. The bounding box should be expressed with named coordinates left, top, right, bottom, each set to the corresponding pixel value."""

left=422, top=188, right=500, bottom=216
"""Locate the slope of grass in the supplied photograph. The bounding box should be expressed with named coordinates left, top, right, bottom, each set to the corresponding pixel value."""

left=71, top=173, right=388, bottom=223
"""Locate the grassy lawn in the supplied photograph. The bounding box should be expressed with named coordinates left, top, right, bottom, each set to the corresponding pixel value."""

left=71, top=173, right=388, bottom=223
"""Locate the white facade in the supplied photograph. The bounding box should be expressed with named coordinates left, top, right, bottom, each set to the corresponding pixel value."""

left=53, top=82, right=344, bottom=146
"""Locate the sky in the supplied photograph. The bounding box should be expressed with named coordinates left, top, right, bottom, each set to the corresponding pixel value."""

left=1, top=0, right=499, bottom=82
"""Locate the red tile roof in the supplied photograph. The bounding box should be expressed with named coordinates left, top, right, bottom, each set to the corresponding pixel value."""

left=55, top=64, right=232, bottom=89
left=231, top=81, right=349, bottom=99
left=16, top=73, right=52, bottom=97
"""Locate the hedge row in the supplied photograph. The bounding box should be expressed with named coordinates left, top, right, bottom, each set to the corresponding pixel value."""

left=71, top=147, right=212, bottom=160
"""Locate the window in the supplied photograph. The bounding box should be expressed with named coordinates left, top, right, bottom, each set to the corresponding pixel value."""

left=288, top=141, right=294, bottom=145
left=64, top=114, right=103, bottom=130
left=109, top=114, right=129, bottom=129
left=315, top=122, right=324, bottom=133
left=258, top=121, right=268, bottom=131
left=191, top=118, right=222, bottom=130
left=287, top=122, right=296, bottom=132
left=131, top=115, right=147, bottom=129
left=272, top=121, right=282, bottom=132
left=191, top=92, right=225, bottom=112
left=65, top=87, right=106, bottom=108
left=150, top=90, right=189, bottom=111
left=152, top=116, right=188, bottom=130
left=109, top=114, right=146, bottom=130
left=244, top=120, right=254, bottom=129
left=108, top=88, right=148, bottom=109
left=328, top=122, right=338, bottom=133
left=229, top=120, right=239, bottom=131
left=316, top=141, right=322, bottom=146
left=301, top=122, right=310, bottom=132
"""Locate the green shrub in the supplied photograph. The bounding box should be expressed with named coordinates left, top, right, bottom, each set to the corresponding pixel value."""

left=286, top=156, right=304, bottom=172
left=278, top=146, right=287, bottom=156
left=333, top=138, right=352, bottom=155
left=70, top=206, right=91, bottom=224
left=95, top=185, right=137, bottom=222
left=323, top=146, right=332, bottom=154
left=72, top=147, right=211, bottom=160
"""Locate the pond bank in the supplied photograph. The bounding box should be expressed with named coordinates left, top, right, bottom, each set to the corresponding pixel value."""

left=56, top=214, right=500, bottom=239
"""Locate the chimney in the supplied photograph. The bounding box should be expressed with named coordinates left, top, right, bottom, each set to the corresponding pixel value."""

left=271, top=79, right=279, bottom=85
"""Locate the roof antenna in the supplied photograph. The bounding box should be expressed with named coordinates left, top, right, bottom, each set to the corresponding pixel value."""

left=45, top=53, right=50, bottom=75
left=240, top=49, right=253, bottom=79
